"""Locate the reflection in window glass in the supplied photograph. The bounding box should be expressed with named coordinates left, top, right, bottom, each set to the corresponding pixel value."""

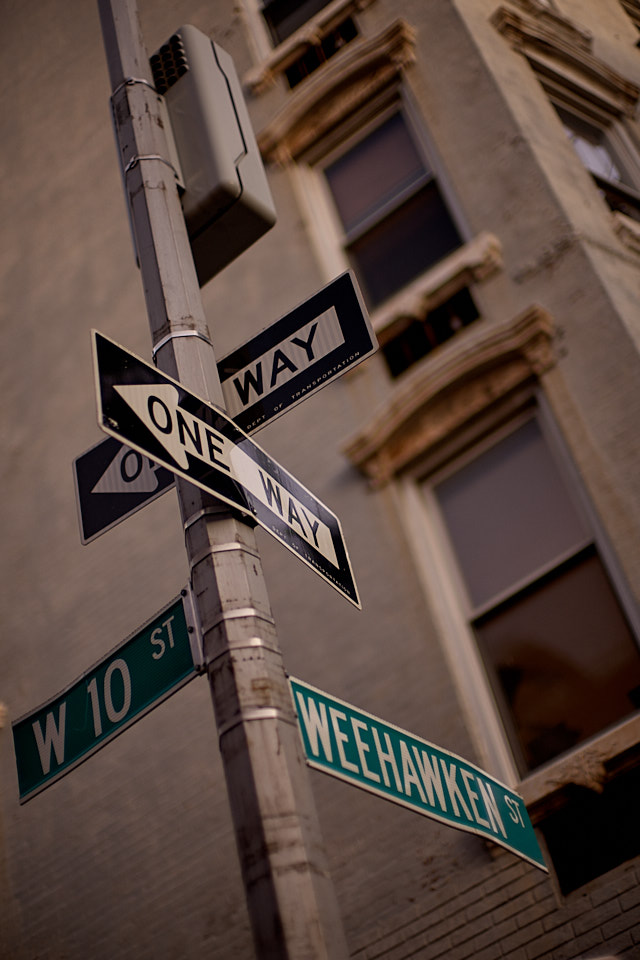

left=324, top=113, right=462, bottom=308
left=554, top=106, right=640, bottom=221
left=436, top=420, right=589, bottom=609
left=433, top=419, right=640, bottom=773
left=348, top=183, right=461, bottom=307
left=476, top=548, right=640, bottom=771
left=557, top=109, right=624, bottom=183
left=325, top=114, right=427, bottom=233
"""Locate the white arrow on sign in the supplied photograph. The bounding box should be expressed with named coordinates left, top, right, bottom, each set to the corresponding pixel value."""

left=91, top=444, right=164, bottom=494
left=93, top=331, right=359, bottom=607
left=73, top=435, right=176, bottom=544
left=114, top=382, right=338, bottom=567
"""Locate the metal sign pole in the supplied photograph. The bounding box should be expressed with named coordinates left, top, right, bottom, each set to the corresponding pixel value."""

left=97, top=2, right=349, bottom=956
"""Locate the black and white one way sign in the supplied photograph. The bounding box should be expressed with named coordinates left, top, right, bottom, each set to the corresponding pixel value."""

left=93, top=331, right=360, bottom=607
left=74, top=436, right=175, bottom=543
left=75, top=272, right=375, bottom=543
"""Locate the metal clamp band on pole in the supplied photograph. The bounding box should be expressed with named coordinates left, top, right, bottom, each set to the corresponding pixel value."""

left=123, top=153, right=181, bottom=178
left=217, top=707, right=296, bottom=740
left=183, top=506, right=232, bottom=532
left=201, top=607, right=276, bottom=636
left=188, top=540, right=261, bottom=569
left=207, top=636, right=282, bottom=668
left=152, top=328, right=214, bottom=359
left=110, top=75, right=158, bottom=99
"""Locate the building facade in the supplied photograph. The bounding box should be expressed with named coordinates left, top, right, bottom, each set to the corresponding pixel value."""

left=2, top=0, right=640, bottom=957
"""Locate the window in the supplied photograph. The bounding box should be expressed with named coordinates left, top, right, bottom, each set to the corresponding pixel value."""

left=322, top=112, right=462, bottom=309
left=540, top=766, right=640, bottom=893
left=381, top=288, right=480, bottom=378
left=430, top=417, right=640, bottom=777
left=620, top=0, right=640, bottom=36
left=556, top=106, right=640, bottom=222
left=284, top=17, right=358, bottom=88
left=492, top=0, right=640, bottom=237
left=245, top=0, right=372, bottom=94
left=261, top=0, right=334, bottom=45
left=346, top=302, right=640, bottom=892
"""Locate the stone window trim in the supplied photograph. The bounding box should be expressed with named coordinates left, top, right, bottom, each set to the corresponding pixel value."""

left=256, top=19, right=417, bottom=165
left=613, top=208, right=640, bottom=253
left=372, top=231, right=503, bottom=346
left=346, top=314, right=640, bottom=820
left=245, top=0, right=377, bottom=94
left=490, top=1, right=640, bottom=120
left=520, top=712, right=640, bottom=823
left=343, top=303, right=556, bottom=487
left=492, top=0, right=640, bottom=255
left=620, top=0, right=640, bottom=35
left=344, top=301, right=640, bottom=815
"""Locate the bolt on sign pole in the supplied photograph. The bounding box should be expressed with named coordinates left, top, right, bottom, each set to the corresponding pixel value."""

left=96, top=2, right=349, bottom=956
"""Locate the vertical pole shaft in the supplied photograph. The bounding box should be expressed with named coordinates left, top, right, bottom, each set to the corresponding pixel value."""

left=97, top=3, right=349, bottom=957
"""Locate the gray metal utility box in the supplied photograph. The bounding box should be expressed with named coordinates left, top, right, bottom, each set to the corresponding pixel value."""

left=151, top=25, right=276, bottom=286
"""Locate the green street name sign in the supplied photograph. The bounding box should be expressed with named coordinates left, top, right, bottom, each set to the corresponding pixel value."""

left=289, top=677, right=547, bottom=872
left=13, top=593, right=200, bottom=803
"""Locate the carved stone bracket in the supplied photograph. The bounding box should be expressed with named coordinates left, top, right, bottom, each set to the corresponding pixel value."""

left=520, top=713, right=640, bottom=822
left=491, top=1, right=640, bottom=116
left=245, top=0, right=377, bottom=94
left=343, top=304, right=556, bottom=486
left=257, top=20, right=416, bottom=164
left=372, top=232, right=503, bottom=343
left=613, top=210, right=640, bottom=256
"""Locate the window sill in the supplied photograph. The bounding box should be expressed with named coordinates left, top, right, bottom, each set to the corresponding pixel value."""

left=370, top=232, right=503, bottom=342
left=519, top=712, right=640, bottom=823
left=343, top=300, right=555, bottom=486
left=245, top=0, right=377, bottom=95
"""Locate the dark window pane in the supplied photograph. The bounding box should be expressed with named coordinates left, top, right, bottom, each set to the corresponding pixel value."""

left=382, top=288, right=479, bottom=377
left=435, top=420, right=590, bottom=608
left=475, top=550, right=640, bottom=772
left=555, top=107, right=640, bottom=221
left=262, top=0, right=332, bottom=44
left=540, top=770, right=640, bottom=894
left=325, top=114, right=427, bottom=233
left=383, top=321, right=434, bottom=377
left=592, top=174, right=640, bottom=222
left=348, top=182, right=462, bottom=307
left=285, top=18, right=358, bottom=89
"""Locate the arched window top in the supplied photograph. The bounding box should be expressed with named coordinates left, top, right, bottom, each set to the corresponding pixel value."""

left=257, top=20, right=416, bottom=164
left=343, top=304, right=556, bottom=486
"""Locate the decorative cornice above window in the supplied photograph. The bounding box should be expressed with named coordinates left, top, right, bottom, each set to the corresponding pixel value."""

left=257, top=20, right=416, bottom=164
left=344, top=304, right=556, bottom=486
left=245, top=0, right=377, bottom=94
left=491, top=1, right=640, bottom=117
left=620, top=0, right=640, bottom=34
left=492, top=0, right=593, bottom=52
